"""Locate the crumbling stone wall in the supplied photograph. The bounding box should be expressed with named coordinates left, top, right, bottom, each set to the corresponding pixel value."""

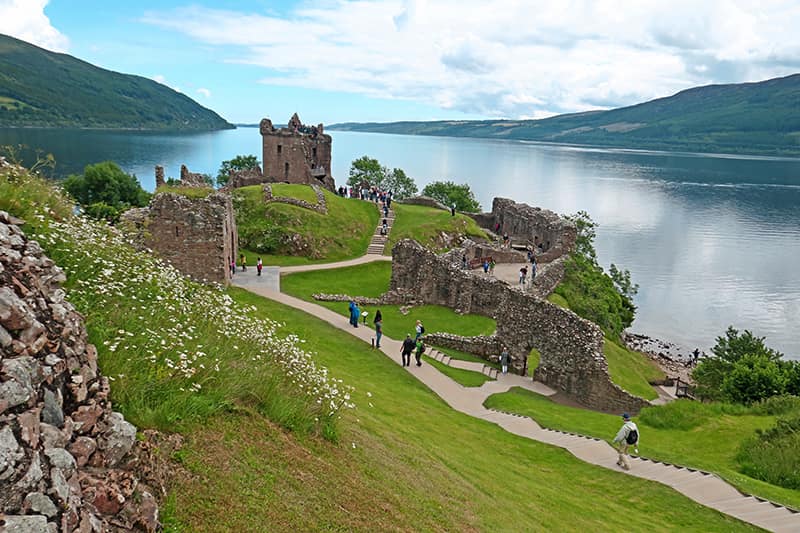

left=0, top=211, right=159, bottom=531
left=262, top=183, right=328, bottom=214
left=121, top=192, right=238, bottom=285
left=398, top=196, right=449, bottom=210
left=387, top=240, right=649, bottom=413
left=226, top=165, right=266, bottom=189
left=471, top=198, right=577, bottom=263
left=260, top=114, right=335, bottom=191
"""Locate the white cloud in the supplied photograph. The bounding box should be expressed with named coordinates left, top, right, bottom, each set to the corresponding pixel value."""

left=196, top=87, right=211, bottom=98
left=152, top=74, right=166, bottom=84
left=141, top=1, right=800, bottom=118
left=0, top=0, right=68, bottom=52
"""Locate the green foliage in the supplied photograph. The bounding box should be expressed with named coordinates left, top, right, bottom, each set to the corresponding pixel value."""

left=737, top=415, right=800, bottom=489
left=331, top=73, right=800, bottom=156
left=421, top=180, right=481, bottom=213
left=1, top=144, right=55, bottom=177
left=0, top=160, right=73, bottom=221
left=0, top=34, right=232, bottom=130
left=693, top=327, right=795, bottom=404
left=554, top=212, right=636, bottom=338
left=346, top=155, right=418, bottom=199
left=216, top=154, right=259, bottom=186
left=63, top=161, right=150, bottom=222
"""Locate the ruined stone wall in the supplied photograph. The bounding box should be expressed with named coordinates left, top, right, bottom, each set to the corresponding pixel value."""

left=388, top=240, right=649, bottom=413
left=0, top=211, right=159, bottom=531
left=121, top=192, right=238, bottom=285
left=226, top=165, right=267, bottom=190
left=471, top=198, right=577, bottom=263
left=260, top=116, right=335, bottom=191
left=398, top=196, right=449, bottom=210
left=423, top=333, right=502, bottom=361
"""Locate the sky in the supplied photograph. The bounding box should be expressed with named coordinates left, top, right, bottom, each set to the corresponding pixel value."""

left=2, top=0, right=800, bottom=124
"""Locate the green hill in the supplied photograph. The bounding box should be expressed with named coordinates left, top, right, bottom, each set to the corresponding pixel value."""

left=0, top=34, right=233, bottom=130
left=332, top=74, right=800, bottom=156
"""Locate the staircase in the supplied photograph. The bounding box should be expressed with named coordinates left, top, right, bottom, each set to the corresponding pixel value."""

left=367, top=207, right=394, bottom=255
left=426, top=347, right=500, bottom=379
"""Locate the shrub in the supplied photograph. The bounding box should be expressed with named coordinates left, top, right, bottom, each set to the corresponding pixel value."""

left=421, top=180, right=481, bottom=213
left=750, top=394, right=800, bottom=416
left=721, top=355, right=788, bottom=405
left=737, top=415, right=800, bottom=489
left=62, top=161, right=150, bottom=221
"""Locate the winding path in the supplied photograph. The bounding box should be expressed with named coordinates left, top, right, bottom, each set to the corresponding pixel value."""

left=233, top=212, right=800, bottom=531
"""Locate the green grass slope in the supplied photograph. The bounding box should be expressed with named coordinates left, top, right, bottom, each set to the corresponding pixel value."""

left=0, top=168, right=758, bottom=530
left=388, top=203, right=488, bottom=254
left=485, top=389, right=800, bottom=510
left=234, top=184, right=379, bottom=265
left=332, top=73, right=800, bottom=156
left=0, top=34, right=232, bottom=130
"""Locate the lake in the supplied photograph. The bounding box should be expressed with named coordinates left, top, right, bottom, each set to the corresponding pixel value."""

left=2, top=126, right=799, bottom=358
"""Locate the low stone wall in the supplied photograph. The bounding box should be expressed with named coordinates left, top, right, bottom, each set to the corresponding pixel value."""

left=262, top=183, right=328, bottom=214
left=226, top=165, right=267, bottom=189
left=424, top=333, right=503, bottom=362
left=0, top=212, right=159, bottom=531
left=312, top=293, right=383, bottom=306
left=464, top=240, right=528, bottom=264
left=398, top=196, right=449, bottom=210
left=531, top=255, right=567, bottom=298
left=388, top=239, right=649, bottom=413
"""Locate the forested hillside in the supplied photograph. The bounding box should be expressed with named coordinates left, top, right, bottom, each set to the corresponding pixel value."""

left=0, top=34, right=232, bottom=130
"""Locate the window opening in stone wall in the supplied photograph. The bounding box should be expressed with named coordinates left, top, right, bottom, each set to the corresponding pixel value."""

left=175, top=226, right=179, bottom=237
left=284, top=162, right=289, bottom=180
left=277, top=145, right=282, bottom=154
left=312, top=147, right=317, bottom=158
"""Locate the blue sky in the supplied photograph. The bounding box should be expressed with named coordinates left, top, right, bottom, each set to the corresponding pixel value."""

left=2, top=0, right=800, bottom=124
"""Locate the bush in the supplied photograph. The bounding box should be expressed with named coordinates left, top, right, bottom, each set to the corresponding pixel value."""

left=421, top=181, right=481, bottom=213
left=737, top=415, right=800, bottom=489
left=346, top=155, right=418, bottom=199
left=217, top=154, right=259, bottom=187
left=750, top=394, right=800, bottom=416
left=62, top=161, right=150, bottom=221
left=721, top=355, right=788, bottom=405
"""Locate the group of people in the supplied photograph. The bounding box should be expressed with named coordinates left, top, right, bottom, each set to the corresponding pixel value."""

left=336, top=185, right=394, bottom=207
left=482, top=257, right=496, bottom=275
left=401, top=320, right=426, bottom=367
left=229, top=254, right=264, bottom=277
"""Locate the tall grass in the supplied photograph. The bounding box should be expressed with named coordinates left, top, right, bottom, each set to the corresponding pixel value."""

left=737, top=415, right=800, bottom=489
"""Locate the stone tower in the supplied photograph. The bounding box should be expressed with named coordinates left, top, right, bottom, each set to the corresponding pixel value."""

left=260, top=113, right=335, bottom=191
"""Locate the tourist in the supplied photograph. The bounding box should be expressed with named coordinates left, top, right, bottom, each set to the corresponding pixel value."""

left=381, top=219, right=388, bottom=235
left=692, top=348, right=700, bottom=366
left=415, top=319, right=424, bottom=341
left=240, top=253, right=247, bottom=272
left=230, top=257, right=236, bottom=276
left=415, top=336, right=425, bottom=367
left=450, top=203, right=456, bottom=216
left=530, top=261, right=536, bottom=282
left=257, top=257, right=263, bottom=276
left=374, top=310, right=383, bottom=348
left=519, top=266, right=528, bottom=285
left=386, top=194, right=392, bottom=209
left=348, top=300, right=358, bottom=327
left=503, top=233, right=510, bottom=248
left=401, top=334, right=416, bottom=367
left=353, top=302, right=361, bottom=328
left=500, top=347, right=510, bottom=375
left=612, top=413, right=639, bottom=471
left=483, top=259, right=490, bottom=274
left=489, top=257, right=496, bottom=276
left=462, top=254, right=468, bottom=270
left=383, top=203, right=389, bottom=217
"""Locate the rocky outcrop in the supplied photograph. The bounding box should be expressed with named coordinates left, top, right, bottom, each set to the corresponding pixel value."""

left=387, top=239, right=649, bottom=413
left=0, top=211, right=160, bottom=531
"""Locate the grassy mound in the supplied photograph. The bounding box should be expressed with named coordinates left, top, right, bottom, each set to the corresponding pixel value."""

left=234, top=184, right=379, bottom=265
left=604, top=338, right=664, bottom=401
left=485, top=388, right=800, bottom=510
left=387, top=203, right=488, bottom=253
left=281, top=262, right=496, bottom=337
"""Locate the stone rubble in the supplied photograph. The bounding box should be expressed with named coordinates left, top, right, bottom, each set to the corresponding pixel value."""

left=0, top=211, right=160, bottom=531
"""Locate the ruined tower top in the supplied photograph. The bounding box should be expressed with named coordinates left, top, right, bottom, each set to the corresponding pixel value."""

left=259, top=114, right=335, bottom=191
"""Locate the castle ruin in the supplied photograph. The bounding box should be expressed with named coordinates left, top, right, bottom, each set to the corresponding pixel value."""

left=260, top=113, right=335, bottom=191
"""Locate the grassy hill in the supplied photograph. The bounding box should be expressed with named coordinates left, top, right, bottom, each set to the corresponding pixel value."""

left=332, top=74, right=800, bottom=156
left=0, top=166, right=766, bottom=530
left=0, top=34, right=232, bottom=130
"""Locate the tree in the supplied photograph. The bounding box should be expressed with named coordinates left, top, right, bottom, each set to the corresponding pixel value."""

left=347, top=156, right=384, bottom=188
left=693, top=326, right=788, bottom=403
left=217, top=154, right=259, bottom=187
left=63, top=161, right=150, bottom=221
left=345, top=156, right=418, bottom=199
left=421, top=180, right=481, bottom=213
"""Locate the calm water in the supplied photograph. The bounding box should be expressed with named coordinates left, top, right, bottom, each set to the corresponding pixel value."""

left=2, top=127, right=799, bottom=358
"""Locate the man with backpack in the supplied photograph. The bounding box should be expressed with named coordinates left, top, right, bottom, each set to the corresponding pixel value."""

left=401, top=334, right=416, bottom=367
left=415, top=336, right=425, bottom=367
left=612, top=413, right=639, bottom=470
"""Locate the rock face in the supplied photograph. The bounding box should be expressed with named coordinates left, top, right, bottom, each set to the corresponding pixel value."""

left=388, top=239, right=649, bottom=413
left=260, top=115, right=336, bottom=191
left=121, top=191, right=238, bottom=285
left=0, top=211, right=159, bottom=531
left=470, top=198, right=577, bottom=263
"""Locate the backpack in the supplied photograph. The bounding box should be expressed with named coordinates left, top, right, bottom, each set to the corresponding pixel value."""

left=626, top=428, right=638, bottom=445
left=420, top=325, right=425, bottom=334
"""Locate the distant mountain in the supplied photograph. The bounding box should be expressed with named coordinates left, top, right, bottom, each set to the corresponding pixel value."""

left=331, top=74, right=800, bottom=156
left=0, top=34, right=233, bottom=131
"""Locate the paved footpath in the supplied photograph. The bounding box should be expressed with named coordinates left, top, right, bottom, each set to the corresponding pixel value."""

left=234, top=268, right=800, bottom=532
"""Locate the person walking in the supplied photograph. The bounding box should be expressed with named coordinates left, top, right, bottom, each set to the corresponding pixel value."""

left=230, top=257, right=236, bottom=277
left=352, top=302, right=361, bottom=328
left=500, top=347, right=510, bottom=375
left=373, top=310, right=383, bottom=348
left=240, top=253, right=247, bottom=272
left=450, top=203, right=456, bottom=216
left=519, top=266, right=528, bottom=285
left=415, top=320, right=424, bottom=341
left=348, top=300, right=358, bottom=327
left=256, top=257, right=263, bottom=276
left=612, top=413, right=639, bottom=471
left=401, top=334, right=416, bottom=367
left=415, top=336, right=425, bottom=367
left=489, top=257, right=496, bottom=276
left=483, top=259, right=490, bottom=274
